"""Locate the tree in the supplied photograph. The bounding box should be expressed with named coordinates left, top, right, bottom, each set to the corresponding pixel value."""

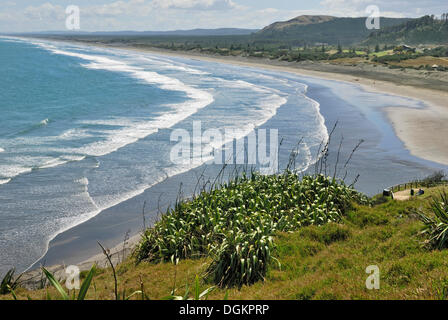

left=337, top=42, right=342, bottom=54
left=375, top=44, right=380, bottom=52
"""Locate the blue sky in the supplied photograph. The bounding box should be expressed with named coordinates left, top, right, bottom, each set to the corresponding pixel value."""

left=0, top=0, right=447, bottom=32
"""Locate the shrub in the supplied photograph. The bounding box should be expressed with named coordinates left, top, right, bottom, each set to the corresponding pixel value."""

left=421, top=171, right=446, bottom=187
left=0, top=268, right=22, bottom=295
left=419, top=192, right=448, bottom=249
left=373, top=53, right=421, bottom=64
left=206, top=229, right=274, bottom=288
left=136, top=173, right=367, bottom=287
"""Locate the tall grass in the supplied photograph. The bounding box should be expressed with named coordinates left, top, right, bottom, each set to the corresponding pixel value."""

left=419, top=192, right=448, bottom=249
left=136, top=172, right=368, bottom=287
left=41, top=265, right=96, bottom=300
left=0, top=268, right=22, bottom=295
left=163, top=275, right=215, bottom=300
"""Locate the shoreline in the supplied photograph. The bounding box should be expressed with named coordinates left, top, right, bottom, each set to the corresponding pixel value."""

left=15, top=35, right=448, bottom=165
left=90, top=44, right=448, bottom=167
left=14, top=39, right=448, bottom=284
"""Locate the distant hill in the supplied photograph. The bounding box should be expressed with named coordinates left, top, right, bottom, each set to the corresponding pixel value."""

left=258, top=15, right=336, bottom=32
left=133, top=28, right=259, bottom=36
left=254, top=15, right=411, bottom=45
left=15, top=28, right=258, bottom=37
left=364, top=15, right=448, bottom=45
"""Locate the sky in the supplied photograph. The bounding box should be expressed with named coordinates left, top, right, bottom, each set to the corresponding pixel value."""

left=0, top=0, right=446, bottom=33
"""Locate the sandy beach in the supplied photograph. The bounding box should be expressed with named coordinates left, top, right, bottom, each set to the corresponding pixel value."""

left=118, top=46, right=448, bottom=167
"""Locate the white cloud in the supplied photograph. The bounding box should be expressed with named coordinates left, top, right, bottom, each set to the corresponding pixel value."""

left=81, top=0, right=240, bottom=18
left=319, top=0, right=445, bottom=17
left=151, top=0, right=238, bottom=10
left=24, top=2, right=65, bottom=21
left=87, top=0, right=149, bottom=17
left=0, top=12, right=15, bottom=22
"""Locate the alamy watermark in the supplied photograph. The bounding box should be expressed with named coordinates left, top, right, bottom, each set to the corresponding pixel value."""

left=366, top=265, right=380, bottom=290
left=66, top=5, right=80, bottom=31
left=65, top=265, right=80, bottom=290
left=365, top=5, right=381, bottom=30
left=170, top=122, right=279, bottom=175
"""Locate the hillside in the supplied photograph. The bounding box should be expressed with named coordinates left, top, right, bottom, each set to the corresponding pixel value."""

left=258, top=15, right=337, bottom=32
left=3, top=181, right=448, bottom=300
left=364, top=15, right=448, bottom=45
left=254, top=16, right=411, bottom=45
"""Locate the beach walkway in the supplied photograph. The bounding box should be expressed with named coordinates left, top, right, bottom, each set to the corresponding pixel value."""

left=392, top=189, right=425, bottom=201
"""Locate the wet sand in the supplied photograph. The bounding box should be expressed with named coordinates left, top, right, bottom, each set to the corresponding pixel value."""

left=123, top=47, right=448, bottom=167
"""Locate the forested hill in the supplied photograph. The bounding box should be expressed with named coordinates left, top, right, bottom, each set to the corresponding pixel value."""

left=253, top=15, right=410, bottom=45
left=364, top=15, right=448, bottom=45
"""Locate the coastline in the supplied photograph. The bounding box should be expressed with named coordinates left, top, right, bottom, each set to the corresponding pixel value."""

left=15, top=36, right=448, bottom=165
left=14, top=39, right=448, bottom=284
left=77, top=41, right=448, bottom=165
left=121, top=46, right=448, bottom=167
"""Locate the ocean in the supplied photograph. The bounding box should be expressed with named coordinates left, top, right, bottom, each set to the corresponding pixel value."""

left=0, top=37, right=445, bottom=275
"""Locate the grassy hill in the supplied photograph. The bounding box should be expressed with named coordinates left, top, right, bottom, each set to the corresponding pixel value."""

left=254, top=16, right=411, bottom=45
left=258, top=15, right=337, bottom=32
left=2, top=172, right=448, bottom=300
left=365, top=15, right=448, bottom=45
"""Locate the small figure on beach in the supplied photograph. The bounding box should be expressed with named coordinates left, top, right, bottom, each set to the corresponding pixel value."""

left=410, top=189, right=415, bottom=196
left=418, top=189, right=425, bottom=196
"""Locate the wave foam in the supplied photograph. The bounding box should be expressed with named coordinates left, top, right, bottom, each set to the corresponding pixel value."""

left=0, top=165, right=32, bottom=178
left=40, top=118, right=50, bottom=126
left=39, top=155, right=86, bottom=170
left=31, top=42, right=215, bottom=158
left=0, top=179, right=11, bottom=185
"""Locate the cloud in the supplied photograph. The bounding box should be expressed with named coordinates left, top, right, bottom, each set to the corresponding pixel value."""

left=319, top=0, right=445, bottom=17
left=24, top=2, right=65, bottom=20
left=87, top=0, right=149, bottom=17
left=151, top=0, right=239, bottom=10
left=82, top=0, right=240, bottom=18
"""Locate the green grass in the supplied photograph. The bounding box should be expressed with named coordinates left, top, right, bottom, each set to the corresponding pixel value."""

left=2, top=181, right=448, bottom=300
left=370, top=50, right=393, bottom=57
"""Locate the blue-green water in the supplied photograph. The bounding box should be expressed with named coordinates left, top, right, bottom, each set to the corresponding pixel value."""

left=0, top=37, right=445, bottom=274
